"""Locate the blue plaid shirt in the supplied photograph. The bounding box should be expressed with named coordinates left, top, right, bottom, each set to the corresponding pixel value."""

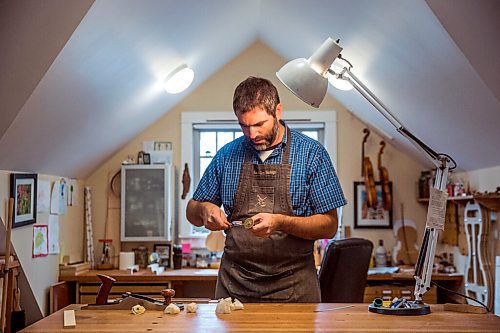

left=193, top=124, right=346, bottom=217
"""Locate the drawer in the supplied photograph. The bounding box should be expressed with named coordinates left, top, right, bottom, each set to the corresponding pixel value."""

left=79, top=283, right=169, bottom=294
left=364, top=285, right=437, bottom=303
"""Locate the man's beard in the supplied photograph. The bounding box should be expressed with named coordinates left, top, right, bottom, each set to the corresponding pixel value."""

left=248, top=118, right=280, bottom=151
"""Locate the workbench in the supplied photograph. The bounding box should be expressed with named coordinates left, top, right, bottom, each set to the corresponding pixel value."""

left=59, top=268, right=218, bottom=303
left=59, top=269, right=463, bottom=304
left=21, top=303, right=500, bottom=332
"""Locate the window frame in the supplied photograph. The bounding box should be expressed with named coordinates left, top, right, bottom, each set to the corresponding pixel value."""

left=179, top=111, right=338, bottom=239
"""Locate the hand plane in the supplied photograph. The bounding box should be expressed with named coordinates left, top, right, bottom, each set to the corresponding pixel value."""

left=82, top=274, right=183, bottom=310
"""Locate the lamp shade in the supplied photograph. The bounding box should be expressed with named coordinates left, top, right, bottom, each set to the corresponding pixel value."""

left=276, top=38, right=342, bottom=108
left=164, top=64, right=194, bottom=94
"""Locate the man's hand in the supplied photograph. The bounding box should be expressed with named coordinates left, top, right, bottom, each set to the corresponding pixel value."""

left=186, top=200, right=231, bottom=231
left=199, top=202, right=230, bottom=231
left=249, top=213, right=281, bottom=238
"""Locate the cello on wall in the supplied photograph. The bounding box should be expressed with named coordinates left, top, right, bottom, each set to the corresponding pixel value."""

left=361, top=128, right=377, bottom=208
left=378, top=141, right=392, bottom=211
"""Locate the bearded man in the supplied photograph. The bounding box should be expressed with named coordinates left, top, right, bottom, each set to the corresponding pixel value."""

left=186, top=76, right=346, bottom=302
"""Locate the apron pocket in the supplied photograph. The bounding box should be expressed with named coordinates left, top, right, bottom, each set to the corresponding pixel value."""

left=228, top=262, right=295, bottom=301
left=248, top=186, right=275, bottom=214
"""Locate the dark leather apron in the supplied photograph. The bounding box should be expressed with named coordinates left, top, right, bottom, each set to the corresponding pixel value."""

left=215, top=127, right=320, bottom=302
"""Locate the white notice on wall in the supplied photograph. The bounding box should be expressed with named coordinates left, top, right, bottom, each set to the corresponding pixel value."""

left=37, top=180, right=51, bottom=213
left=67, top=179, right=78, bottom=206
left=48, top=214, right=60, bottom=254
left=425, top=187, right=448, bottom=230
left=50, top=182, right=59, bottom=214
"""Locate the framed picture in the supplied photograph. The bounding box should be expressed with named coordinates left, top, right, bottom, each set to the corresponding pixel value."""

left=10, top=173, right=38, bottom=228
left=143, top=153, right=151, bottom=165
left=154, top=244, right=171, bottom=268
left=354, top=181, right=393, bottom=229
left=33, top=224, right=48, bottom=257
left=154, top=141, right=172, bottom=151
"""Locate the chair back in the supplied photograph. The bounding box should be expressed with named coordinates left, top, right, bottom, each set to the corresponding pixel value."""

left=318, top=238, right=373, bottom=303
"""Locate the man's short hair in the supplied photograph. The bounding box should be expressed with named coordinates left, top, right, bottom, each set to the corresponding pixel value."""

left=233, top=77, right=280, bottom=116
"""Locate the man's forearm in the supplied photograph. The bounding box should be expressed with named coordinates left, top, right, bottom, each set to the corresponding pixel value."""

left=186, top=199, right=205, bottom=227
left=277, top=209, right=338, bottom=240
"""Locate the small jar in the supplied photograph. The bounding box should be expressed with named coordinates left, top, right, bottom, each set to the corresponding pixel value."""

left=134, top=245, right=148, bottom=268
left=173, top=245, right=182, bottom=270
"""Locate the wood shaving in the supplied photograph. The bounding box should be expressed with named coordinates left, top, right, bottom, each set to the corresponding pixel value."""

left=131, top=304, right=145, bottom=315
left=186, top=302, right=198, bottom=313
left=164, top=303, right=181, bottom=315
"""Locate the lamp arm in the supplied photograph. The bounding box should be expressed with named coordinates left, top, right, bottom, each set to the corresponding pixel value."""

left=338, top=68, right=445, bottom=167
left=330, top=67, right=453, bottom=302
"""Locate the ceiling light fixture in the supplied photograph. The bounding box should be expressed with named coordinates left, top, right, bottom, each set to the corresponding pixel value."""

left=164, top=64, right=194, bottom=94
left=277, top=37, right=456, bottom=316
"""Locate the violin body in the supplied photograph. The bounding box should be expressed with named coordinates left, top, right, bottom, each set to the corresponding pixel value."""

left=378, top=141, right=392, bottom=211
left=363, top=157, right=378, bottom=208
left=361, top=129, right=378, bottom=208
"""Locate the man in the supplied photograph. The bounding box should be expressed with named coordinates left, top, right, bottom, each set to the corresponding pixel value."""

left=186, top=76, right=346, bottom=302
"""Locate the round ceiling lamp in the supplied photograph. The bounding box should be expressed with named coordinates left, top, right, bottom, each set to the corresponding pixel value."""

left=164, top=64, right=194, bottom=94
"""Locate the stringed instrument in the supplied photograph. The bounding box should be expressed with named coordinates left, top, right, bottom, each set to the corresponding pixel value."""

left=361, top=128, right=377, bottom=208
left=378, top=141, right=392, bottom=211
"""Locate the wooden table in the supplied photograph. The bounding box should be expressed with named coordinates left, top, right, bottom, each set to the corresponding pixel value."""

left=366, top=272, right=463, bottom=303
left=21, top=303, right=500, bottom=332
left=60, top=269, right=218, bottom=303
left=60, top=269, right=463, bottom=304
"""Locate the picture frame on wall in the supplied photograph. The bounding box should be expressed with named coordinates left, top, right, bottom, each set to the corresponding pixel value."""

left=32, top=224, right=48, bottom=257
left=154, top=141, right=172, bottom=151
left=143, top=153, right=151, bottom=165
left=154, top=244, right=171, bottom=268
left=10, top=173, right=38, bottom=228
left=354, top=181, right=393, bottom=229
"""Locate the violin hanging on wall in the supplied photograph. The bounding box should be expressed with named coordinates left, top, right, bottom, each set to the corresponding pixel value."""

left=361, top=128, right=378, bottom=208
left=378, top=141, right=392, bottom=211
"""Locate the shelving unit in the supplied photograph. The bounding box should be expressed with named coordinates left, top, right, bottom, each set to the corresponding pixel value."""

left=121, top=164, right=172, bottom=242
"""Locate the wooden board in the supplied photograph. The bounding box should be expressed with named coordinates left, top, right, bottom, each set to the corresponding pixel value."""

left=21, top=303, right=500, bottom=332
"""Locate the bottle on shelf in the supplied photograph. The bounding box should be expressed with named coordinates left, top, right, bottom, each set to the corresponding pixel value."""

left=375, top=239, right=387, bottom=267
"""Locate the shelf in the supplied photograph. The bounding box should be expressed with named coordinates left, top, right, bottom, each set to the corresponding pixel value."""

left=417, top=195, right=473, bottom=203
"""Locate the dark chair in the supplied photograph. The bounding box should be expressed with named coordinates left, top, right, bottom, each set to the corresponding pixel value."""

left=318, top=238, right=373, bottom=303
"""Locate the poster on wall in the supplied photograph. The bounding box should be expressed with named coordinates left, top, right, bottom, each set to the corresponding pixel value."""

left=50, top=181, right=59, bottom=214
left=37, top=179, right=51, bottom=213
left=48, top=215, right=60, bottom=254
left=50, top=179, right=68, bottom=215
left=33, top=225, right=48, bottom=257
left=67, top=179, right=78, bottom=206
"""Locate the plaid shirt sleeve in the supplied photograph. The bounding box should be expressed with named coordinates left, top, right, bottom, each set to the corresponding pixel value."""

left=308, top=145, right=347, bottom=214
left=192, top=152, right=223, bottom=207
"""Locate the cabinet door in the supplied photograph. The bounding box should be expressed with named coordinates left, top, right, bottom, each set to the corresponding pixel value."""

left=121, top=165, right=171, bottom=241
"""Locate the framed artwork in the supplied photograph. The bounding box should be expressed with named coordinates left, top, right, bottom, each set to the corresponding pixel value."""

left=143, top=153, right=151, bottom=165
left=10, top=173, right=38, bottom=228
left=33, top=224, right=49, bottom=257
left=154, top=141, right=172, bottom=151
left=154, top=244, right=171, bottom=268
left=354, top=181, right=393, bottom=229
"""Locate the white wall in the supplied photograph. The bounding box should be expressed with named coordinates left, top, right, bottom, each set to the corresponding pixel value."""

left=0, top=170, right=84, bottom=317
left=85, top=40, right=428, bottom=258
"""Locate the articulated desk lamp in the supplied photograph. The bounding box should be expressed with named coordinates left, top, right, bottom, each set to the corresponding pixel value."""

left=277, top=38, right=456, bottom=315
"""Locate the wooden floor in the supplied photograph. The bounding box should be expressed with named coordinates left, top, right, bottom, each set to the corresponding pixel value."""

left=21, top=303, right=500, bottom=332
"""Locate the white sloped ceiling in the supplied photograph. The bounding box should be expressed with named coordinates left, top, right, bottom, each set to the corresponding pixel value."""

left=1, top=0, right=499, bottom=178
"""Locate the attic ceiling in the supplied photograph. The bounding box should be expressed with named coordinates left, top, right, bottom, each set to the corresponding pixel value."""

left=1, top=0, right=499, bottom=179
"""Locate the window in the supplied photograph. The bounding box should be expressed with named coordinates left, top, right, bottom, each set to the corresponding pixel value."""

left=179, top=111, right=338, bottom=238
